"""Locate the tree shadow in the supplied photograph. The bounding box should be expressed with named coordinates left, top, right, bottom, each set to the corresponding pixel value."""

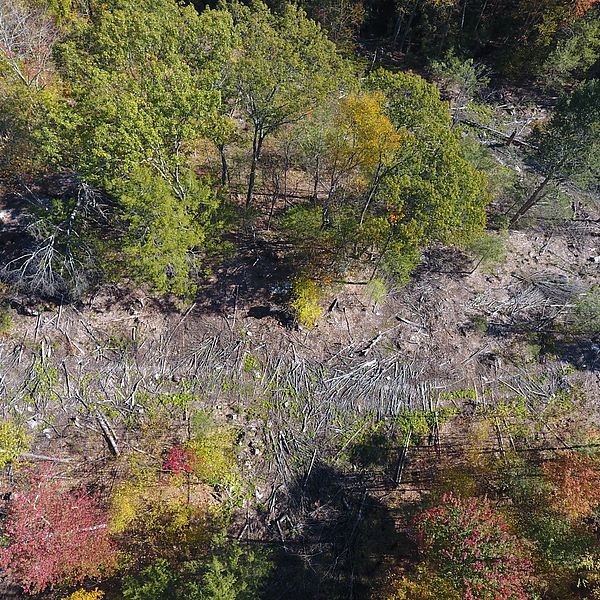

left=413, top=246, right=473, bottom=280
left=261, top=461, right=412, bottom=600
left=545, top=338, right=600, bottom=371
left=486, top=322, right=600, bottom=371
left=195, top=231, right=296, bottom=327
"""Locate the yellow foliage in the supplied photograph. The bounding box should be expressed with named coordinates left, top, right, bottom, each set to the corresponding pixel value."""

left=336, top=92, right=402, bottom=173
left=61, top=589, right=104, bottom=600
left=433, top=467, right=479, bottom=499
left=465, top=419, right=494, bottom=465
left=188, top=427, right=238, bottom=488
left=290, top=277, right=323, bottom=328
left=109, top=470, right=214, bottom=566
left=0, top=419, right=29, bottom=469
left=384, top=566, right=460, bottom=600
left=109, top=479, right=146, bottom=534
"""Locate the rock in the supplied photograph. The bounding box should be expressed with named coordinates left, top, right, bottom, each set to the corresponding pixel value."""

left=20, top=305, right=40, bottom=317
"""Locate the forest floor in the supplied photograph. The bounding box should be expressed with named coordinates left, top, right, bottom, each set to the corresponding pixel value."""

left=2, top=94, right=600, bottom=599
left=3, top=197, right=600, bottom=597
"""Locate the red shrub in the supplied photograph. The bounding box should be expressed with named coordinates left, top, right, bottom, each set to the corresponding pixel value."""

left=413, top=493, right=536, bottom=600
left=163, top=446, right=194, bottom=474
left=0, top=468, right=117, bottom=593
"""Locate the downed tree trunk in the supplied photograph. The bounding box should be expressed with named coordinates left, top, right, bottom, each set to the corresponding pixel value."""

left=96, top=413, right=120, bottom=457
left=458, top=118, right=534, bottom=148
left=510, top=173, right=553, bottom=225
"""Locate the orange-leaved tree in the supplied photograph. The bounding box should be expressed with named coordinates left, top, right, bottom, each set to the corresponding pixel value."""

left=542, top=452, right=600, bottom=521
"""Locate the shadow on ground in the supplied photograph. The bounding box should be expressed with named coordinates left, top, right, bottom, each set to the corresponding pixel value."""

left=261, top=462, right=413, bottom=600
left=194, top=232, right=295, bottom=327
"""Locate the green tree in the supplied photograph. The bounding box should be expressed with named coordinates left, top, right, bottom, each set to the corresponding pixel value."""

left=122, top=541, right=272, bottom=600
left=542, top=6, right=600, bottom=87
left=0, top=0, right=65, bottom=177
left=225, top=0, right=347, bottom=207
left=26, top=0, right=235, bottom=294
left=302, top=0, right=367, bottom=50
left=182, top=539, right=272, bottom=600
left=282, top=69, right=488, bottom=283
left=572, top=286, right=600, bottom=336
left=505, top=0, right=600, bottom=76
left=55, top=0, right=232, bottom=189
left=293, top=92, right=403, bottom=228
left=511, top=79, right=600, bottom=224
left=116, top=167, right=218, bottom=295
left=367, top=69, right=488, bottom=266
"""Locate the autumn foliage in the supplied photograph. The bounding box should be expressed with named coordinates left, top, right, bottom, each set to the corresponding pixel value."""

left=412, top=493, right=536, bottom=600
left=0, top=468, right=117, bottom=593
left=62, top=590, right=105, bottom=600
left=574, top=0, right=599, bottom=17
left=541, top=452, right=600, bottom=520
left=163, top=445, right=194, bottom=474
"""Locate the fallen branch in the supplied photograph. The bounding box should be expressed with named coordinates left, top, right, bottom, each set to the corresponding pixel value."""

left=458, top=118, right=534, bottom=148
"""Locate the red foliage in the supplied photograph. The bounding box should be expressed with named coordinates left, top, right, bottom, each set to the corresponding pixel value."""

left=163, top=446, right=194, bottom=474
left=542, top=452, right=600, bottom=520
left=413, top=493, right=536, bottom=600
left=0, top=468, right=117, bottom=593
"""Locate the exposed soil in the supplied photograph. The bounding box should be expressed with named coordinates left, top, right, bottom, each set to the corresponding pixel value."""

left=2, top=102, right=600, bottom=599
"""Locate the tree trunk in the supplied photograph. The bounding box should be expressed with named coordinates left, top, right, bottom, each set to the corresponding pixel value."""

left=392, top=9, right=405, bottom=44
left=246, top=128, right=264, bottom=209
left=474, top=0, right=489, bottom=36
left=312, top=157, right=320, bottom=204
left=321, top=198, right=331, bottom=230
left=370, top=226, right=395, bottom=280
left=437, top=15, right=452, bottom=56
left=218, top=144, right=229, bottom=186
left=321, top=185, right=337, bottom=230
left=510, top=173, right=553, bottom=225
left=359, top=162, right=383, bottom=226
left=267, top=192, right=278, bottom=231
left=399, top=0, right=419, bottom=52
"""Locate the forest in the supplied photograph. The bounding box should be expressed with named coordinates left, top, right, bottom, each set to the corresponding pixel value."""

left=0, top=0, right=600, bottom=598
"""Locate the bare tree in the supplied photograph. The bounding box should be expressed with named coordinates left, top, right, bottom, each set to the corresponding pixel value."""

left=0, top=0, right=59, bottom=88
left=1, top=182, right=105, bottom=298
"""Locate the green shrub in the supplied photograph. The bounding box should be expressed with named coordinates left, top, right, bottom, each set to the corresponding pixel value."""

left=471, top=315, right=489, bottom=334
left=290, top=277, right=323, bottom=328
left=573, top=288, right=600, bottom=335
left=467, top=231, right=507, bottom=272
left=0, top=303, right=14, bottom=334
left=0, top=420, right=29, bottom=468
left=430, top=52, right=490, bottom=106
left=381, top=240, right=421, bottom=284
left=366, top=277, right=387, bottom=306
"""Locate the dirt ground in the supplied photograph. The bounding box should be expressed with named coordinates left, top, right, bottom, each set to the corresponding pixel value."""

left=2, top=147, right=600, bottom=598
